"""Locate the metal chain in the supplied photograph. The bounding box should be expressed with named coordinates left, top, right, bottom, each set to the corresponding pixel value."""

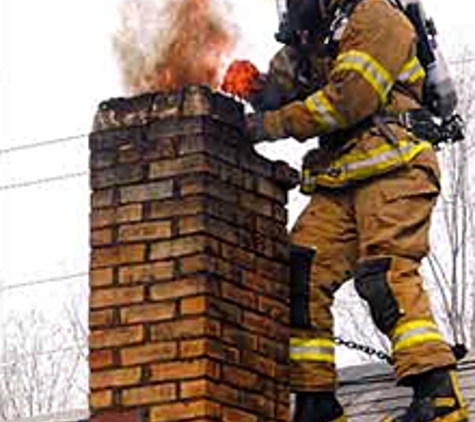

left=335, top=336, right=393, bottom=364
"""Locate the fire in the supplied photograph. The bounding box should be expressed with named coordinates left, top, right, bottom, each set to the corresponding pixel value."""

left=221, top=60, right=262, bottom=100
left=114, top=0, right=238, bottom=94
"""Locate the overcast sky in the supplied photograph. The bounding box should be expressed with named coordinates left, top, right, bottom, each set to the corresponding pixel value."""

left=0, top=0, right=474, bottom=327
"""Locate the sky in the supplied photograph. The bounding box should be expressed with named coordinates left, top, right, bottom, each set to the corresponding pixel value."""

left=0, top=0, right=475, bottom=362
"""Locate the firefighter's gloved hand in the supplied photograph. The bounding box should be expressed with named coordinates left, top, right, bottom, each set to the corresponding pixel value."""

left=245, top=111, right=287, bottom=143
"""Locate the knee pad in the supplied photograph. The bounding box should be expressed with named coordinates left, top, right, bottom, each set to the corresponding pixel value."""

left=354, top=257, right=401, bottom=334
left=290, top=244, right=316, bottom=328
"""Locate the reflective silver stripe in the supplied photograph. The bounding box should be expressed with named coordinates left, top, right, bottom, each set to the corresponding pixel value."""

left=335, top=50, right=394, bottom=103
left=290, top=338, right=335, bottom=363
left=398, top=57, right=425, bottom=84
left=305, top=91, right=345, bottom=131
left=393, top=325, right=441, bottom=345
left=343, top=142, right=415, bottom=172
left=391, top=319, right=445, bottom=352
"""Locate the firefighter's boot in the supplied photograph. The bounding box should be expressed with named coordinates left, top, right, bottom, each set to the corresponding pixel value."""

left=293, top=392, right=346, bottom=422
left=382, top=369, right=468, bottom=422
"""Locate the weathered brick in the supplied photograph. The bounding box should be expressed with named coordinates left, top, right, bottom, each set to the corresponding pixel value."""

left=120, top=302, right=176, bottom=325
left=180, top=296, right=207, bottom=316
left=149, top=276, right=208, bottom=302
left=178, top=215, right=206, bottom=235
left=119, top=221, right=172, bottom=242
left=180, top=338, right=239, bottom=363
left=150, top=359, right=220, bottom=382
left=90, top=309, right=115, bottom=328
left=91, top=244, right=146, bottom=269
left=223, top=407, right=258, bottom=422
left=90, top=286, right=144, bottom=309
left=91, top=268, right=114, bottom=287
left=149, top=154, right=210, bottom=180
left=179, top=175, right=206, bottom=196
left=120, top=180, right=173, bottom=204
left=147, top=196, right=204, bottom=219
left=181, top=379, right=239, bottom=404
left=150, top=400, right=220, bottom=422
left=92, top=228, right=114, bottom=246
left=149, top=236, right=207, bottom=260
left=91, top=189, right=115, bottom=209
left=121, top=383, right=176, bottom=406
left=90, top=350, right=114, bottom=370
left=149, top=317, right=220, bottom=342
left=90, top=325, right=144, bottom=349
left=221, top=282, right=258, bottom=310
left=117, top=204, right=143, bottom=223
left=90, top=367, right=142, bottom=390
left=222, top=364, right=259, bottom=390
left=91, top=208, right=115, bottom=229
left=92, top=164, right=144, bottom=189
left=121, top=342, right=178, bottom=366
left=119, top=261, right=174, bottom=285
left=90, top=390, right=113, bottom=409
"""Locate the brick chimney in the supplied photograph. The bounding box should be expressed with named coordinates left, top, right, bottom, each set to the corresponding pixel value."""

left=88, top=85, right=298, bottom=422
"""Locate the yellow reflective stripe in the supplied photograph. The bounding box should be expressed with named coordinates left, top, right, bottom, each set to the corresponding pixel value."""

left=305, top=91, right=345, bottom=131
left=290, top=338, right=335, bottom=363
left=391, top=319, right=445, bottom=352
left=305, top=140, right=431, bottom=188
left=334, top=50, right=394, bottom=103
left=398, top=57, right=425, bottom=84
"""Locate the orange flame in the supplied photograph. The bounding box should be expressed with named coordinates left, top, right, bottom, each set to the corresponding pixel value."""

left=221, top=59, right=261, bottom=100
left=114, top=0, right=238, bottom=94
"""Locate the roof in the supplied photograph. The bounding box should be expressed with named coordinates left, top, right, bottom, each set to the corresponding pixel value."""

left=338, top=352, right=475, bottom=421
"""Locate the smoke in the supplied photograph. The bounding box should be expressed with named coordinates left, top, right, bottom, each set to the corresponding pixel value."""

left=113, top=0, right=238, bottom=94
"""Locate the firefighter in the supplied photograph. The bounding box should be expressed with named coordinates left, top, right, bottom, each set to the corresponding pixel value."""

left=226, top=0, right=469, bottom=421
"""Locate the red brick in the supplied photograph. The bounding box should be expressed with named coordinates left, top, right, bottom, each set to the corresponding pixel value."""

left=221, top=282, right=257, bottom=309
left=91, top=244, right=146, bottom=269
left=180, top=296, right=207, bottom=316
left=149, top=317, right=220, bottom=342
left=119, top=261, right=174, bottom=285
left=150, top=400, right=220, bottom=422
left=222, top=364, right=259, bottom=389
left=120, top=302, right=175, bottom=324
left=148, top=196, right=204, bottom=219
left=118, top=221, right=172, bottom=242
left=91, top=189, right=114, bottom=209
left=90, top=309, right=115, bottom=328
left=90, top=286, right=144, bottom=309
left=117, top=204, right=143, bottom=223
left=149, top=276, right=208, bottom=302
left=223, top=407, right=258, bottom=422
left=120, top=180, right=174, bottom=204
left=150, top=236, right=207, bottom=260
left=91, top=268, right=114, bottom=287
left=149, top=154, right=210, bottom=180
left=179, top=215, right=206, bottom=235
left=121, top=383, right=176, bottom=406
left=121, top=342, right=178, bottom=366
left=150, top=359, right=220, bottom=382
left=90, top=390, right=113, bottom=409
left=90, top=325, right=144, bottom=349
left=90, top=350, right=114, bottom=370
left=91, top=208, right=115, bottom=228
left=181, top=379, right=239, bottom=404
left=92, top=228, right=114, bottom=246
left=90, top=367, right=142, bottom=390
left=91, top=409, right=142, bottom=422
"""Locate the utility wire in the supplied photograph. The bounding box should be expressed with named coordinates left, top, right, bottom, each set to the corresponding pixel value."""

left=0, top=171, right=88, bottom=192
left=0, top=272, right=88, bottom=293
left=0, top=134, right=88, bottom=156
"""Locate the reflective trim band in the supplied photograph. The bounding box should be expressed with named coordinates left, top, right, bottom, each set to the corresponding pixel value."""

left=398, top=57, right=425, bottom=84
left=391, top=320, right=445, bottom=353
left=302, top=140, right=431, bottom=189
left=334, top=50, right=394, bottom=103
left=305, top=91, right=345, bottom=132
left=290, top=338, right=335, bottom=363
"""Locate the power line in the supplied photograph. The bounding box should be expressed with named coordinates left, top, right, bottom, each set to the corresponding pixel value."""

left=0, top=272, right=88, bottom=293
left=0, top=134, right=88, bottom=156
left=0, top=171, right=88, bottom=192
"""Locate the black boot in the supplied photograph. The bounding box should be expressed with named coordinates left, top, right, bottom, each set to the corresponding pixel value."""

left=293, top=392, right=346, bottom=422
left=382, top=369, right=468, bottom=422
